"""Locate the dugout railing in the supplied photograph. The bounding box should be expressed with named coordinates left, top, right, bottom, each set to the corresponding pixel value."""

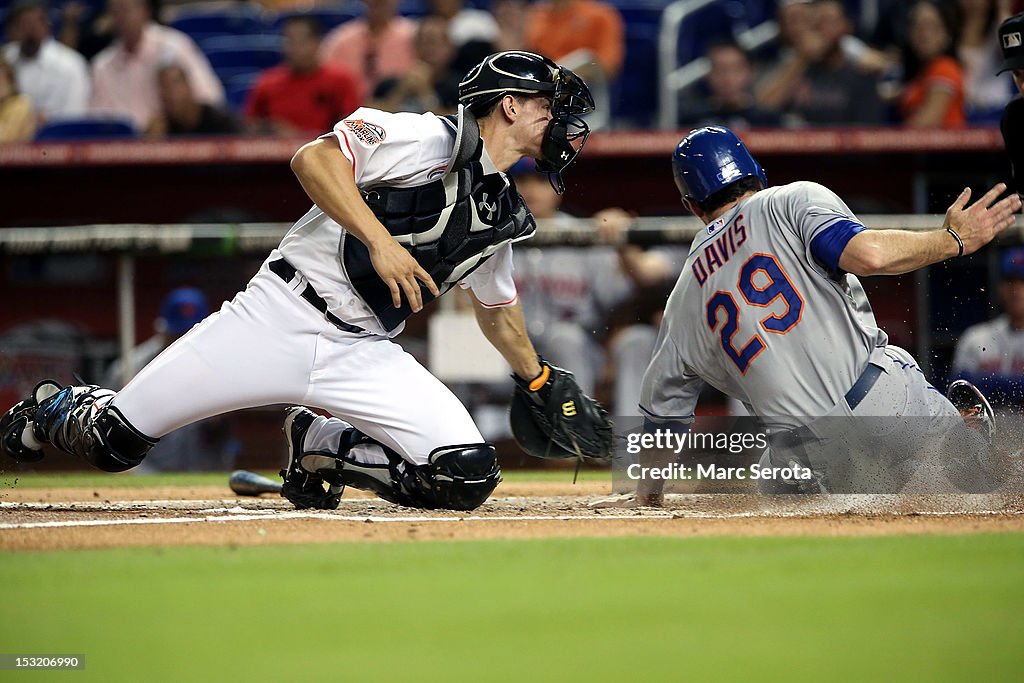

left=1, top=215, right=1022, bottom=385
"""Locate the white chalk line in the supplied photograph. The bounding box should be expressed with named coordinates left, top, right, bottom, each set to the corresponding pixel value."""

left=0, top=504, right=1021, bottom=531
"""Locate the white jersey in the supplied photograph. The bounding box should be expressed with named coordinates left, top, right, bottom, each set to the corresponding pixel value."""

left=952, top=316, right=1024, bottom=376
left=277, top=107, right=518, bottom=337
left=641, top=181, right=888, bottom=428
left=3, top=39, right=90, bottom=120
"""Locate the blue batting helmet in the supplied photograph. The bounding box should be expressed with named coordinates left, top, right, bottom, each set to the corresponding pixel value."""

left=672, top=126, right=767, bottom=202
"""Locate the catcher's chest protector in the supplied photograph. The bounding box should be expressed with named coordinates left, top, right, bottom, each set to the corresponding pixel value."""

left=342, top=108, right=537, bottom=331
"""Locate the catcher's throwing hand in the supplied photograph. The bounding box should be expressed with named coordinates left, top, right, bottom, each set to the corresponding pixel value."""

left=509, top=359, right=614, bottom=460
left=944, top=183, right=1022, bottom=257
left=369, top=238, right=440, bottom=311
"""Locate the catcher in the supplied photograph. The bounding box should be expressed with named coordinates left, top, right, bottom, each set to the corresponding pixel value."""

left=0, top=51, right=613, bottom=511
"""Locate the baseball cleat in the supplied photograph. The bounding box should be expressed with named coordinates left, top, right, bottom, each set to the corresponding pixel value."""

left=947, top=379, right=996, bottom=444
left=0, top=380, right=62, bottom=462
left=279, top=406, right=343, bottom=510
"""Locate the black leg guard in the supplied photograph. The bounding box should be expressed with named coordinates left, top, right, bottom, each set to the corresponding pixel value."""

left=317, top=433, right=501, bottom=511
left=407, top=444, right=502, bottom=511
left=32, top=385, right=157, bottom=472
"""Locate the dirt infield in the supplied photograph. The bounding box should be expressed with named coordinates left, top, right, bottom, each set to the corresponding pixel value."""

left=2, top=479, right=1023, bottom=551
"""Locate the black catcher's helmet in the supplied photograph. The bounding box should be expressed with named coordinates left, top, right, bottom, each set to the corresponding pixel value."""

left=458, top=50, right=595, bottom=193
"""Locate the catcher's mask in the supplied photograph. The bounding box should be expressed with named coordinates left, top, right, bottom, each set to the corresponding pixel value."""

left=672, top=126, right=768, bottom=203
left=458, top=50, right=595, bottom=194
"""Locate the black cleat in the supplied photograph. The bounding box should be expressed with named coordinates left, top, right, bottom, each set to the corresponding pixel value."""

left=279, top=406, right=343, bottom=510
left=0, top=380, right=62, bottom=462
left=947, top=379, right=996, bottom=444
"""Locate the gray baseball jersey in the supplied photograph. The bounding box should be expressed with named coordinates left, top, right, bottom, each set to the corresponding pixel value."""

left=640, top=181, right=888, bottom=428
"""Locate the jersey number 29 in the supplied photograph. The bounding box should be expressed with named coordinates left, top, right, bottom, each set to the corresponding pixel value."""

left=706, top=253, right=804, bottom=374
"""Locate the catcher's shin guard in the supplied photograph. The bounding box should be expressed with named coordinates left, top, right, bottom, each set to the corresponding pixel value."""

left=32, top=384, right=156, bottom=472
left=1, top=380, right=62, bottom=462
left=313, top=431, right=501, bottom=511
left=409, top=444, right=502, bottom=511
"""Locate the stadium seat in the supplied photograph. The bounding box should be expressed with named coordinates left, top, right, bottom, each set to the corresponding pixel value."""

left=202, top=36, right=283, bottom=86
left=267, top=6, right=360, bottom=33
left=166, top=2, right=267, bottom=40
left=34, top=117, right=136, bottom=141
left=611, top=0, right=669, bottom=128
left=223, top=72, right=262, bottom=112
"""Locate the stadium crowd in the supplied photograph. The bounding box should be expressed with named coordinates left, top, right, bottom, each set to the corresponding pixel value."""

left=0, top=0, right=1022, bottom=142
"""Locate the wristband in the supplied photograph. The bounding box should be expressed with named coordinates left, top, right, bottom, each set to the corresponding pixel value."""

left=946, top=227, right=964, bottom=257
left=528, top=364, right=550, bottom=391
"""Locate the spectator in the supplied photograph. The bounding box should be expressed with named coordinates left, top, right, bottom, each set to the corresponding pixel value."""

left=756, top=0, right=886, bottom=126
left=146, top=63, right=241, bottom=137
left=897, top=0, right=966, bottom=128
left=320, top=0, right=416, bottom=93
left=952, top=0, right=1013, bottom=121
left=680, top=41, right=782, bottom=129
left=525, top=0, right=624, bottom=80
left=90, top=0, right=225, bottom=130
left=104, top=287, right=240, bottom=472
left=246, top=16, right=365, bottom=136
left=490, top=0, right=529, bottom=53
left=998, top=12, right=1024, bottom=194
left=2, top=0, right=91, bottom=122
left=951, top=247, right=1024, bottom=410
left=371, top=16, right=460, bottom=115
left=429, top=0, right=499, bottom=47
left=511, top=161, right=672, bottom=414
left=0, top=57, right=36, bottom=143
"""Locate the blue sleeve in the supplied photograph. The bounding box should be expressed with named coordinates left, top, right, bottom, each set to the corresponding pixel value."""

left=953, top=370, right=1024, bottom=408
left=809, top=219, right=866, bottom=275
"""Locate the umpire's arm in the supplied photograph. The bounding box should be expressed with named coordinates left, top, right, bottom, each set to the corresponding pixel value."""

left=469, top=294, right=544, bottom=382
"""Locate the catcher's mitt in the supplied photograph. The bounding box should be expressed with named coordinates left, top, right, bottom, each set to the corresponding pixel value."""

left=509, top=360, right=614, bottom=460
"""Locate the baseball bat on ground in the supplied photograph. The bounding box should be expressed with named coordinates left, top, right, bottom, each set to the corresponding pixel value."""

left=229, top=470, right=283, bottom=496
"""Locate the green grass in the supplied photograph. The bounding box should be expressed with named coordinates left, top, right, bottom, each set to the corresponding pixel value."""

left=0, top=468, right=600, bottom=489
left=1, top=535, right=1022, bottom=682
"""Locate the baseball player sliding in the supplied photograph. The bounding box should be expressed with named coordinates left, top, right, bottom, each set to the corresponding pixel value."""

left=621, top=127, right=1022, bottom=504
left=0, top=51, right=613, bottom=511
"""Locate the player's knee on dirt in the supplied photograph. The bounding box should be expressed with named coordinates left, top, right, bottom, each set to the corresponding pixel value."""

left=317, top=433, right=499, bottom=510
left=34, top=386, right=156, bottom=472
left=409, top=444, right=501, bottom=511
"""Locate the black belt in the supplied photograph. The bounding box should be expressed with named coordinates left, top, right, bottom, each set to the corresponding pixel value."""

left=844, top=362, right=883, bottom=410
left=269, top=258, right=366, bottom=334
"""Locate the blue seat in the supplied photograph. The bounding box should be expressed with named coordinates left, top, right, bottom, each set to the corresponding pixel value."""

left=268, top=6, right=360, bottom=33
left=223, top=71, right=263, bottom=111
left=202, top=38, right=282, bottom=82
left=611, top=1, right=667, bottom=128
left=34, top=117, right=136, bottom=141
left=200, top=33, right=282, bottom=53
left=167, top=3, right=267, bottom=39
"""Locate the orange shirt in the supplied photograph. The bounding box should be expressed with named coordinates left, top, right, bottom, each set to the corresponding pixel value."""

left=525, top=0, right=624, bottom=78
left=900, top=56, right=967, bottom=128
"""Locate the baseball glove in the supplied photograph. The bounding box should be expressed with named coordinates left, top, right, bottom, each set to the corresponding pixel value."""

left=509, top=360, right=614, bottom=461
